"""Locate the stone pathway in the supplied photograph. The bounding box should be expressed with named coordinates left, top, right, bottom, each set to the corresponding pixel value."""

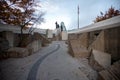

left=0, top=41, right=97, bottom=80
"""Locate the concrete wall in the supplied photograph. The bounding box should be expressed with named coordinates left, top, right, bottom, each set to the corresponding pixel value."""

left=88, top=30, right=101, bottom=46
left=68, top=33, right=89, bottom=48
left=68, top=39, right=90, bottom=58
left=0, top=23, right=47, bottom=34
left=104, top=27, right=120, bottom=62
left=6, top=31, right=14, bottom=47
left=90, top=30, right=105, bottom=52
left=61, top=31, right=68, bottom=40
left=68, top=20, right=120, bottom=62
left=89, top=26, right=120, bottom=62
left=47, top=30, right=53, bottom=38
left=78, top=33, right=89, bottom=48
left=14, top=33, right=20, bottom=47
left=68, top=15, right=120, bottom=34
left=0, top=32, right=9, bottom=53
left=2, top=31, right=14, bottom=48
left=68, top=32, right=90, bottom=58
left=7, top=39, right=41, bottom=58
left=34, top=32, right=50, bottom=46
left=32, top=40, right=41, bottom=52
left=68, top=33, right=79, bottom=40
left=27, top=40, right=41, bottom=54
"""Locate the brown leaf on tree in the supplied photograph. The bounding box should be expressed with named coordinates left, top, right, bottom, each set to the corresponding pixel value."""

left=94, top=6, right=120, bottom=23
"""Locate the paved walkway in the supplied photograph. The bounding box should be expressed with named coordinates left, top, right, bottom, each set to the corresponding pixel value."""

left=36, top=41, right=89, bottom=80
left=27, top=43, right=60, bottom=80
left=0, top=41, right=97, bottom=80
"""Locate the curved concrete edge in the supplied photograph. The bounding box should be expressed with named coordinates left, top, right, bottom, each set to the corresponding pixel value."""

left=27, top=44, right=60, bottom=80
left=68, top=15, right=120, bottom=34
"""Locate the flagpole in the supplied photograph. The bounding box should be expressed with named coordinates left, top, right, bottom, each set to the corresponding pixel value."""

left=78, top=5, right=79, bottom=29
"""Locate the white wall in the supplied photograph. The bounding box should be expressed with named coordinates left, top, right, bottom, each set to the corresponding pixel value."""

left=68, top=15, right=120, bottom=34
left=0, top=23, right=47, bottom=34
left=47, top=30, right=53, bottom=38
left=61, top=31, right=68, bottom=40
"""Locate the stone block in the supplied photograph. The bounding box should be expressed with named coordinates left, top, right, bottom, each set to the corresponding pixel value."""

left=90, top=31, right=105, bottom=52
left=68, top=33, right=89, bottom=48
left=104, top=27, right=120, bottom=62
left=61, top=31, right=68, bottom=40
left=0, top=37, right=9, bottom=53
left=47, top=29, right=53, bottom=38
left=7, top=47, right=29, bottom=58
left=68, top=39, right=90, bottom=58
left=89, top=50, right=111, bottom=71
left=98, top=60, right=120, bottom=80
left=27, top=40, right=41, bottom=54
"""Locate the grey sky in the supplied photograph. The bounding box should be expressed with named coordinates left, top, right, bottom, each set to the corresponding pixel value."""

left=38, top=0, right=120, bottom=30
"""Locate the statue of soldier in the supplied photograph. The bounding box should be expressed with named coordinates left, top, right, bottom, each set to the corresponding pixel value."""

left=55, top=21, right=59, bottom=29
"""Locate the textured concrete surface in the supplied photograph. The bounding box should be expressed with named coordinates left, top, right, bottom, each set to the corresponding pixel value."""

left=98, top=60, right=120, bottom=80
left=27, top=43, right=60, bottom=80
left=36, top=41, right=89, bottom=80
left=90, top=31, right=105, bottom=52
left=61, top=31, right=68, bottom=40
left=68, top=15, right=120, bottom=34
left=92, top=50, right=111, bottom=69
left=89, top=50, right=111, bottom=71
left=68, top=39, right=90, bottom=58
left=0, top=41, right=96, bottom=80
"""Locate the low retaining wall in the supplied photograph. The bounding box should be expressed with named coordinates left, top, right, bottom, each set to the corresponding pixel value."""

left=27, top=40, right=42, bottom=55
left=89, top=27, right=120, bottom=62
left=0, top=40, right=42, bottom=59
left=7, top=47, right=29, bottom=58
left=68, top=26, right=120, bottom=62
left=67, top=16, right=120, bottom=80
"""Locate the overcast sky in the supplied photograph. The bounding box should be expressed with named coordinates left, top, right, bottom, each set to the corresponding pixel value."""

left=37, top=0, right=120, bottom=30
